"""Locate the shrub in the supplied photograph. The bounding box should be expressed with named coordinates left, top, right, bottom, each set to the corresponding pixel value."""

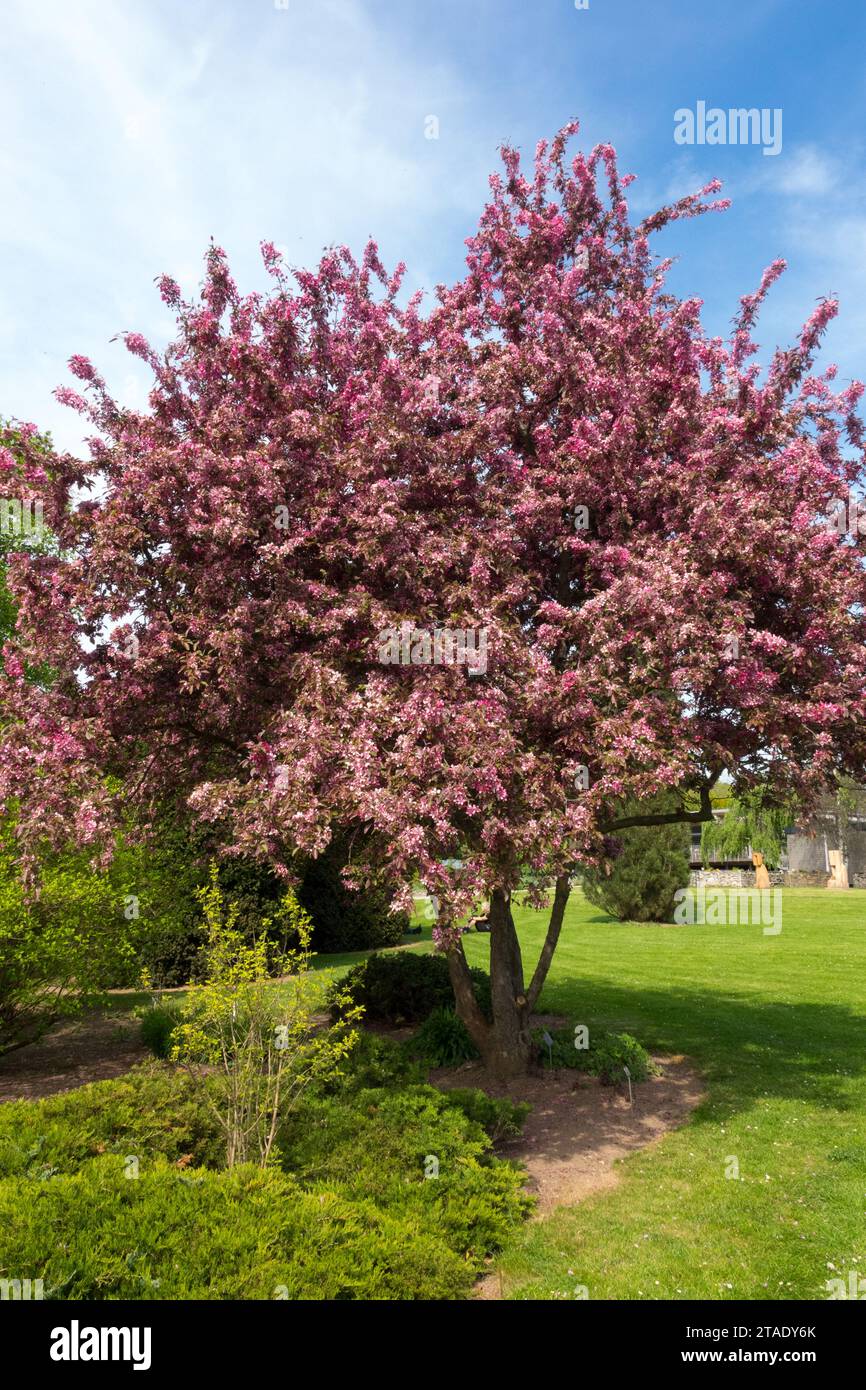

left=297, top=835, right=409, bottom=953
left=586, top=1031, right=657, bottom=1085
left=313, top=1034, right=528, bottom=1139
left=580, top=797, right=690, bottom=922
left=0, top=1063, right=224, bottom=1180
left=533, top=1025, right=657, bottom=1085
left=408, top=1008, right=478, bottom=1066
left=278, top=1083, right=532, bottom=1263
left=170, top=868, right=359, bottom=1167
left=439, top=1088, right=530, bottom=1142
left=317, top=1031, right=425, bottom=1094
left=0, top=1156, right=473, bottom=1300
left=138, top=1003, right=182, bottom=1059
left=330, top=950, right=491, bottom=1025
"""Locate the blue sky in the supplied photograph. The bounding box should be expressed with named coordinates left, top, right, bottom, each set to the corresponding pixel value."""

left=2, top=0, right=865, bottom=452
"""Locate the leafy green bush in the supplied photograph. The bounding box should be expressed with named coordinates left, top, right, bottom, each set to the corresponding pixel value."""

left=314, top=1035, right=527, bottom=1140
left=138, top=1003, right=182, bottom=1059
left=580, top=797, right=690, bottom=922
left=297, top=835, right=409, bottom=953
left=331, top=950, right=491, bottom=1025
left=533, top=1026, right=657, bottom=1085
left=0, top=1156, right=473, bottom=1300
left=0, top=1063, right=224, bottom=1180
left=586, top=1031, right=657, bottom=1085
left=409, top=1007, right=478, bottom=1066
left=439, top=1088, right=530, bottom=1142
left=318, top=1031, right=425, bottom=1093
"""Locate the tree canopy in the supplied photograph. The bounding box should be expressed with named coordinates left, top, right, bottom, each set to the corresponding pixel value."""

left=2, top=123, right=865, bottom=1072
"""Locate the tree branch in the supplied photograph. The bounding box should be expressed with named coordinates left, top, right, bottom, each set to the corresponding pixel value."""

left=526, top=873, right=571, bottom=1013
left=599, top=776, right=718, bottom=833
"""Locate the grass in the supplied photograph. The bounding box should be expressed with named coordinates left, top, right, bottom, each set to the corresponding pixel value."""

left=454, top=886, right=866, bottom=1300
left=305, top=927, right=435, bottom=976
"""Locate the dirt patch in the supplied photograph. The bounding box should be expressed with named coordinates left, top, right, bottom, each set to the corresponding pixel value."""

left=429, top=1049, right=704, bottom=1299
left=432, top=1052, right=703, bottom=1212
left=0, top=1012, right=148, bottom=1103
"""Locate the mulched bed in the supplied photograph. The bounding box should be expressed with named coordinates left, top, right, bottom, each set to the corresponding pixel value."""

left=431, top=1051, right=704, bottom=1215
left=0, top=1012, right=148, bottom=1103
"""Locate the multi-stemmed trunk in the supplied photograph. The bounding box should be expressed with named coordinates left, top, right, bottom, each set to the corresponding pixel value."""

left=447, top=875, right=571, bottom=1081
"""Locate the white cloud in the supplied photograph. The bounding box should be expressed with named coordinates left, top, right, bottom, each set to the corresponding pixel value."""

left=766, top=144, right=842, bottom=197
left=0, top=0, right=494, bottom=450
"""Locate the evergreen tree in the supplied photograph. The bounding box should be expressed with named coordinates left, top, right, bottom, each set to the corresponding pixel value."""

left=582, top=802, right=690, bottom=922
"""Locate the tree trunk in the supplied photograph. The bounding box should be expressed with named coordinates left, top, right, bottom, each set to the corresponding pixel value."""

left=484, top=888, right=532, bottom=1079
left=448, top=877, right=572, bottom=1080
left=446, top=940, right=491, bottom=1055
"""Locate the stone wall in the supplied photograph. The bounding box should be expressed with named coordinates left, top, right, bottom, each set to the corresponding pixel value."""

left=690, top=868, right=746, bottom=888
left=782, top=870, right=830, bottom=888
left=688, top=867, right=866, bottom=889
left=690, top=868, right=784, bottom=888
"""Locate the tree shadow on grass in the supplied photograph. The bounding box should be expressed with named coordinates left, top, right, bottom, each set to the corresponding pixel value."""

left=535, top=977, right=866, bottom=1121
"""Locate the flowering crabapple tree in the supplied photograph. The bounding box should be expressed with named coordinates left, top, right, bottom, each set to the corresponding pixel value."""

left=2, top=122, right=865, bottom=1077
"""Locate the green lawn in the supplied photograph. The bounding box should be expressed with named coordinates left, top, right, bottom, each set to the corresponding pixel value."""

left=455, top=887, right=866, bottom=1300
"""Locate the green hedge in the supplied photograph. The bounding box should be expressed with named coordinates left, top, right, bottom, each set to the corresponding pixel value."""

left=330, top=950, right=491, bottom=1025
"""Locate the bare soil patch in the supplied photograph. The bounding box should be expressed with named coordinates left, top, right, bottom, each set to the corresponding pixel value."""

left=428, top=1032, right=704, bottom=1300
left=432, top=1050, right=703, bottom=1213
left=0, top=1012, right=148, bottom=1103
